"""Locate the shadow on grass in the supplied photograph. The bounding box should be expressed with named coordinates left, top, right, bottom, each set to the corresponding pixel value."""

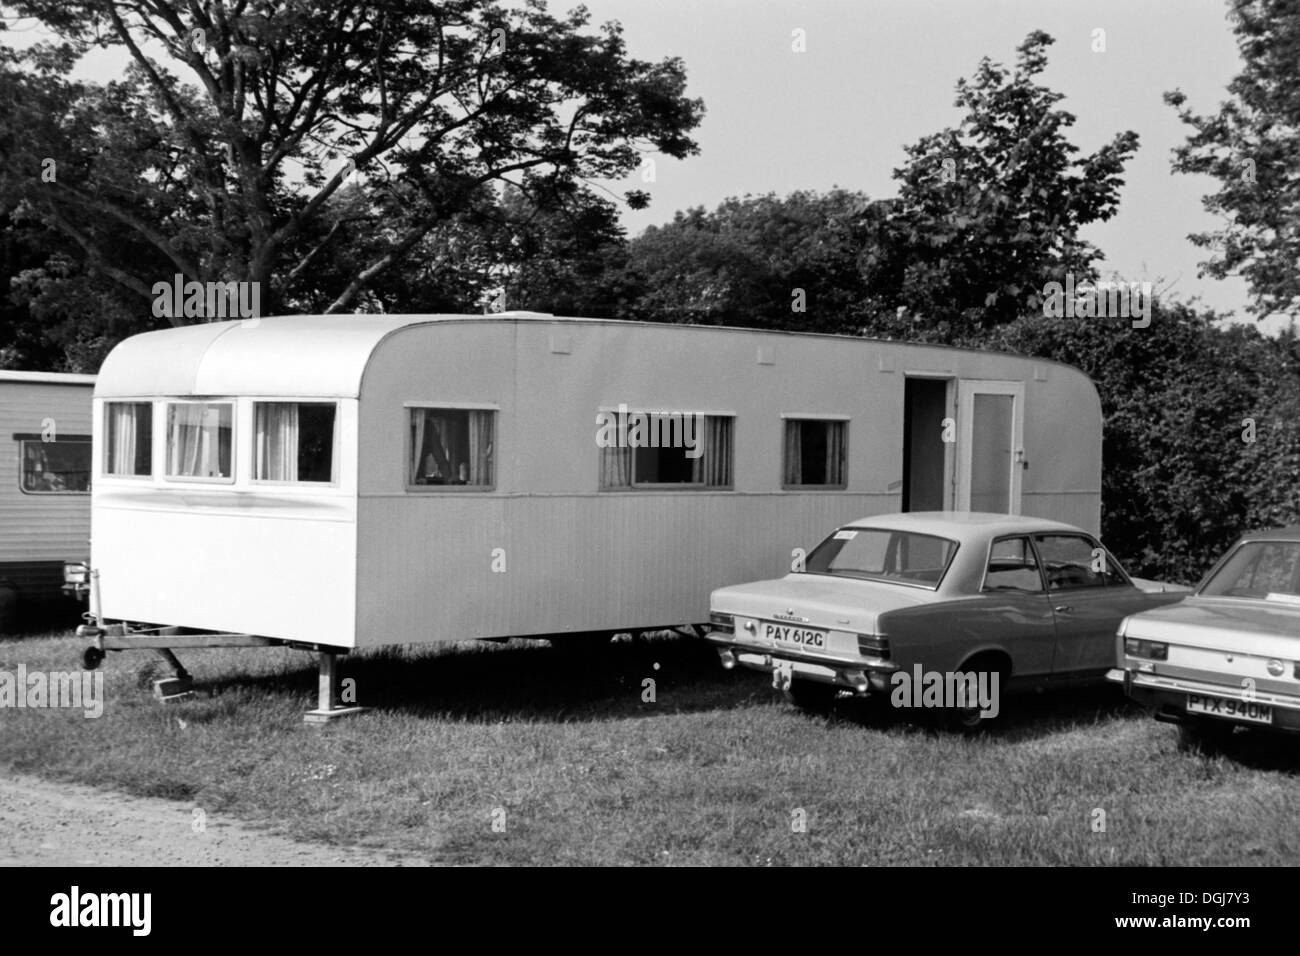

left=197, top=635, right=765, bottom=723
left=1190, top=726, right=1300, bottom=774
left=791, top=682, right=1142, bottom=742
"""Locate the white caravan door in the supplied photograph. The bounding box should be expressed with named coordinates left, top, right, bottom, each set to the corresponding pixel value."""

left=956, top=380, right=1024, bottom=515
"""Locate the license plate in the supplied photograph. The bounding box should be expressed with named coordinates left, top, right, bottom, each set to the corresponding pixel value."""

left=764, top=623, right=827, bottom=649
left=1186, top=694, right=1273, bottom=725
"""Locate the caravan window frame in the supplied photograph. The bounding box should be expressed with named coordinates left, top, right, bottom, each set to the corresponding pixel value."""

left=251, top=400, right=341, bottom=487
left=779, top=413, right=850, bottom=490
left=163, top=400, right=237, bottom=484
left=15, top=434, right=92, bottom=495
left=597, top=408, right=736, bottom=492
left=102, top=401, right=155, bottom=479
left=403, top=401, right=498, bottom=493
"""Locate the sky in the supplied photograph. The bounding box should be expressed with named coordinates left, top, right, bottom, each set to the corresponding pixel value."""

left=571, top=0, right=1286, bottom=333
left=5, top=0, right=1291, bottom=333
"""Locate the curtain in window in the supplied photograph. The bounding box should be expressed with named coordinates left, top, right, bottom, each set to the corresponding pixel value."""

left=468, top=411, right=493, bottom=484
left=168, top=404, right=229, bottom=477
left=410, top=409, right=426, bottom=484
left=426, top=420, right=452, bottom=479
left=410, top=409, right=457, bottom=483
left=784, top=421, right=802, bottom=485
left=22, top=444, right=44, bottom=490
left=256, top=404, right=299, bottom=481
left=109, top=404, right=137, bottom=474
left=600, top=445, right=632, bottom=488
left=826, top=422, right=845, bottom=484
left=705, top=416, right=732, bottom=487
left=168, top=405, right=203, bottom=476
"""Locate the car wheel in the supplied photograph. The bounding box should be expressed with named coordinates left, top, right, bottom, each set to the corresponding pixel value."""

left=785, top=679, right=839, bottom=713
left=1177, top=718, right=1234, bottom=755
left=935, top=663, right=1005, bottom=734
left=937, top=702, right=989, bottom=734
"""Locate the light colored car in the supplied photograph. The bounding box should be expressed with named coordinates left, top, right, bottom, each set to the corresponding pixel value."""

left=1109, top=527, right=1300, bottom=753
left=705, top=512, right=1188, bottom=729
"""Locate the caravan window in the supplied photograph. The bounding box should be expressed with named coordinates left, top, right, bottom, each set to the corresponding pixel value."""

left=19, top=438, right=91, bottom=493
left=105, top=402, right=153, bottom=476
left=408, top=408, right=494, bottom=488
left=255, top=403, right=336, bottom=483
left=165, top=402, right=233, bottom=481
left=783, top=419, right=847, bottom=488
left=600, top=413, right=733, bottom=490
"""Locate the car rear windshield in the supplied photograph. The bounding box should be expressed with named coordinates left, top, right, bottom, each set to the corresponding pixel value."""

left=804, top=528, right=959, bottom=589
left=1200, top=540, right=1300, bottom=600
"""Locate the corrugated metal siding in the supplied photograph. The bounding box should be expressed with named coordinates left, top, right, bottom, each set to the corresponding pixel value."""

left=0, top=383, right=93, bottom=591
left=355, top=492, right=898, bottom=646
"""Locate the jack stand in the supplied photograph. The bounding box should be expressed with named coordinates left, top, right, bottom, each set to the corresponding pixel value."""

left=303, top=650, right=365, bottom=723
left=153, top=648, right=194, bottom=702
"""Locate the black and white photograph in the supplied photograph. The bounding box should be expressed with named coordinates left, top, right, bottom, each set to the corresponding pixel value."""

left=0, top=0, right=1296, bottom=913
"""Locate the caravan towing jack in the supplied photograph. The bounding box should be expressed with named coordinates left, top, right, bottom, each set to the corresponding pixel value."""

left=302, top=650, right=366, bottom=724
left=76, top=572, right=365, bottom=720
left=79, top=622, right=366, bottom=721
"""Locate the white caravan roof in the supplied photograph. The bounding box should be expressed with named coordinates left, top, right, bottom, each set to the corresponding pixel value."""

left=93, top=313, right=1088, bottom=400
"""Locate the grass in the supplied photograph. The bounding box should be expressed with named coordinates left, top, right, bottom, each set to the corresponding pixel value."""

left=2, top=628, right=1300, bottom=865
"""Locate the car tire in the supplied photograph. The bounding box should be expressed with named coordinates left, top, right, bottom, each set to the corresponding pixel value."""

left=935, top=663, right=1005, bottom=734
left=1177, top=718, right=1234, bottom=755
left=786, top=679, right=839, bottom=713
left=937, top=703, right=990, bottom=735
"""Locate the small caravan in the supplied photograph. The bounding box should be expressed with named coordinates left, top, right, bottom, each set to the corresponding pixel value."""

left=0, top=370, right=96, bottom=631
left=84, top=314, right=1101, bottom=655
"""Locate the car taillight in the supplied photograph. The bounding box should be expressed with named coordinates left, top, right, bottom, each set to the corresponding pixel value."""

left=1125, top=638, right=1168, bottom=660
left=709, top=612, right=734, bottom=634
left=63, top=561, right=88, bottom=585
left=857, top=634, right=890, bottom=660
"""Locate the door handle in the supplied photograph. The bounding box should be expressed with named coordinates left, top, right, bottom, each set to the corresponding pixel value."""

left=1054, top=605, right=1073, bottom=613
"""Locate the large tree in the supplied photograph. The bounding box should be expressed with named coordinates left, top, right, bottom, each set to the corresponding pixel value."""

left=0, top=0, right=702, bottom=323
left=1166, top=0, right=1300, bottom=319
left=854, top=31, right=1139, bottom=336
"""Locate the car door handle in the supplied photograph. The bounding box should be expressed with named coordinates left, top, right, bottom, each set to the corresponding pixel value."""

left=1054, top=605, right=1073, bottom=613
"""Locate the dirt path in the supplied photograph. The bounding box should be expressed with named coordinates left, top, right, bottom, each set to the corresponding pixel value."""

left=0, top=772, right=428, bottom=866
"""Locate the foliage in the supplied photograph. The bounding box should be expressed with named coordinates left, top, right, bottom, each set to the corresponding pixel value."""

left=0, top=0, right=702, bottom=321
left=852, top=31, right=1139, bottom=334
left=1166, top=0, right=1300, bottom=319
left=615, top=189, right=869, bottom=332
left=988, top=304, right=1300, bottom=582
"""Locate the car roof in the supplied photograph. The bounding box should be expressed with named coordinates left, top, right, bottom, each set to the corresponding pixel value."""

left=840, top=511, right=1085, bottom=542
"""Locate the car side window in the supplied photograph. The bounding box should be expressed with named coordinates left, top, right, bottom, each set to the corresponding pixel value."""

left=984, top=536, right=1044, bottom=592
left=1034, top=534, right=1125, bottom=590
